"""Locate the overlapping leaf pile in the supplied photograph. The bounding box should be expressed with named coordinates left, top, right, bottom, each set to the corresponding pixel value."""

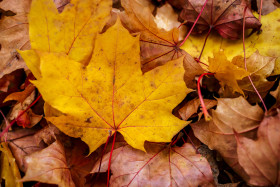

left=0, top=0, right=280, bottom=186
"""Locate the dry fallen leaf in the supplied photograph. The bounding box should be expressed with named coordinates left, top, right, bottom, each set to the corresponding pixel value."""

left=257, top=0, right=279, bottom=15
left=64, top=139, right=100, bottom=187
left=236, top=110, right=280, bottom=186
left=0, top=0, right=30, bottom=79
left=154, top=3, right=181, bottom=32
left=120, top=0, right=204, bottom=88
left=231, top=51, right=277, bottom=102
left=4, top=84, right=35, bottom=104
left=3, top=128, right=45, bottom=172
left=172, top=0, right=261, bottom=39
left=0, top=142, right=23, bottom=187
left=21, top=20, right=191, bottom=153
left=191, top=96, right=264, bottom=180
left=21, top=139, right=99, bottom=187
left=20, top=141, right=75, bottom=187
left=179, top=98, right=217, bottom=121
left=92, top=143, right=215, bottom=186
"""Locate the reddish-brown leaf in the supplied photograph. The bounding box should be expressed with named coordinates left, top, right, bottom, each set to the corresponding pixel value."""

left=169, top=0, right=261, bottom=39
left=20, top=141, right=75, bottom=187
left=191, top=97, right=264, bottom=180
left=1, top=128, right=46, bottom=172
left=92, top=143, right=214, bottom=186
left=236, top=110, right=280, bottom=186
left=21, top=139, right=98, bottom=187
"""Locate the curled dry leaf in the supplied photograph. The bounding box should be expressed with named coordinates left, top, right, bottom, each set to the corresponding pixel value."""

left=92, top=143, right=215, bottom=187
left=7, top=89, right=35, bottom=121
left=0, top=70, right=24, bottom=93
left=4, top=84, right=35, bottom=104
left=171, top=0, right=261, bottom=40
left=2, top=128, right=45, bottom=172
left=5, top=89, right=42, bottom=128
left=0, top=142, right=23, bottom=187
left=120, top=0, right=204, bottom=88
left=179, top=98, right=217, bottom=121
left=15, top=109, right=42, bottom=128
left=191, top=96, right=264, bottom=180
left=34, top=124, right=61, bottom=145
left=182, top=9, right=280, bottom=69
left=20, top=141, right=75, bottom=187
left=0, top=0, right=30, bottom=79
left=0, top=69, right=25, bottom=109
left=236, top=110, right=280, bottom=186
left=154, top=3, right=181, bottom=32
left=21, top=20, right=191, bottom=153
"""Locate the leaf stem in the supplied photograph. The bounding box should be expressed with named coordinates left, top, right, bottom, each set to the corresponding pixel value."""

left=0, top=95, right=42, bottom=138
left=178, top=0, right=209, bottom=47
left=258, top=0, right=263, bottom=22
left=198, top=27, right=212, bottom=60
left=183, top=129, right=199, bottom=154
left=242, top=7, right=267, bottom=112
left=107, top=132, right=116, bottom=187
left=197, top=73, right=214, bottom=121
left=98, top=135, right=111, bottom=173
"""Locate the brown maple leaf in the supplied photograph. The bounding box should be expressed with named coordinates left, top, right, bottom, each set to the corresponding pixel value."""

left=92, top=142, right=215, bottom=186
left=21, top=139, right=98, bottom=187
left=236, top=110, right=280, bottom=186
left=169, top=0, right=261, bottom=39
left=1, top=128, right=46, bottom=172
left=191, top=96, right=264, bottom=180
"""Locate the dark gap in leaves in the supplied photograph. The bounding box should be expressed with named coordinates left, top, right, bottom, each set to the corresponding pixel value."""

left=0, top=9, right=16, bottom=19
left=172, top=91, right=198, bottom=119
left=216, top=156, right=244, bottom=184
left=0, top=43, right=2, bottom=51
left=31, top=96, right=44, bottom=115
left=113, top=0, right=124, bottom=10
left=150, top=0, right=166, bottom=7
left=86, top=172, right=108, bottom=186
left=251, top=0, right=258, bottom=12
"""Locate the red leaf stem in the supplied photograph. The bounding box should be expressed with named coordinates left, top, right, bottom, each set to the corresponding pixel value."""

left=197, top=73, right=214, bottom=121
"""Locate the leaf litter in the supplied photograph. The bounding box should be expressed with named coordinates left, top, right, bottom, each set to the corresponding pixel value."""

left=0, top=0, right=280, bottom=186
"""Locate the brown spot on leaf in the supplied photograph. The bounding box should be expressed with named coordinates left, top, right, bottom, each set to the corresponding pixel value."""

left=85, top=117, right=93, bottom=123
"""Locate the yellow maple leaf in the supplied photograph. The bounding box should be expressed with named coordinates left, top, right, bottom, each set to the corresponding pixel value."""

left=209, top=51, right=250, bottom=94
left=27, top=0, right=111, bottom=65
left=0, top=143, right=23, bottom=187
left=21, top=20, right=191, bottom=153
left=182, top=9, right=280, bottom=68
